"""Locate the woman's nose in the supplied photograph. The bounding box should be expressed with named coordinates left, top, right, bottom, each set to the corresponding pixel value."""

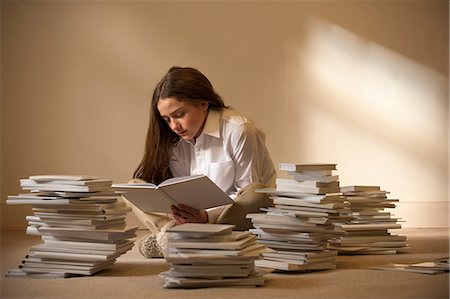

left=169, top=119, right=181, bottom=131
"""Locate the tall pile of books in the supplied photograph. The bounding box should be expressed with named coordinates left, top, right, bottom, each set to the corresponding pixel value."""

left=160, top=223, right=270, bottom=288
left=328, top=185, right=409, bottom=254
left=6, top=175, right=137, bottom=278
left=247, top=163, right=349, bottom=272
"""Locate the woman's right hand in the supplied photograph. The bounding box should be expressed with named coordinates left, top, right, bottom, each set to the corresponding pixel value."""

left=171, top=204, right=208, bottom=225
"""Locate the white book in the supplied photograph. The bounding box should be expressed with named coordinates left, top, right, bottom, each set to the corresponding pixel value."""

left=164, top=252, right=266, bottom=264
left=33, top=213, right=125, bottom=220
left=251, top=223, right=335, bottom=233
left=167, top=262, right=255, bottom=278
left=21, top=265, right=105, bottom=276
left=276, top=179, right=340, bottom=194
left=330, top=241, right=408, bottom=248
left=20, top=179, right=111, bottom=193
left=168, top=243, right=268, bottom=257
left=32, top=179, right=112, bottom=186
left=23, top=255, right=114, bottom=267
left=27, top=215, right=125, bottom=225
left=166, top=223, right=235, bottom=238
left=31, top=202, right=125, bottom=210
left=261, top=209, right=329, bottom=225
left=256, top=189, right=342, bottom=201
left=29, top=175, right=98, bottom=182
left=30, top=244, right=118, bottom=256
left=257, top=240, right=326, bottom=251
left=249, top=229, right=334, bottom=243
left=5, top=268, right=72, bottom=278
left=167, top=230, right=251, bottom=242
left=113, top=175, right=233, bottom=213
left=338, top=223, right=402, bottom=231
left=263, top=256, right=335, bottom=265
left=289, top=173, right=339, bottom=183
left=27, top=220, right=126, bottom=230
left=42, top=238, right=132, bottom=251
left=30, top=242, right=134, bottom=256
left=247, top=213, right=319, bottom=226
left=169, top=235, right=256, bottom=250
left=34, top=226, right=138, bottom=241
left=336, top=235, right=407, bottom=243
left=332, top=247, right=401, bottom=254
left=271, top=197, right=344, bottom=210
left=32, top=210, right=129, bottom=218
left=283, top=180, right=339, bottom=188
left=340, top=185, right=381, bottom=193
left=370, top=263, right=448, bottom=274
left=36, top=190, right=118, bottom=198
left=279, top=163, right=337, bottom=172
left=7, top=196, right=117, bottom=206
left=31, top=251, right=115, bottom=262
left=161, top=273, right=265, bottom=288
left=255, top=259, right=336, bottom=271
left=269, top=205, right=333, bottom=217
left=262, top=250, right=337, bottom=260
left=7, top=198, right=72, bottom=205
left=21, top=261, right=111, bottom=272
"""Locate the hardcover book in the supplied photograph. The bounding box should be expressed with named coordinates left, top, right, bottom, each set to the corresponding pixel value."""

left=113, top=175, right=233, bottom=213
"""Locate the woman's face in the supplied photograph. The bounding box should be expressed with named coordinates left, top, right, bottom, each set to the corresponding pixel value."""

left=157, top=97, right=209, bottom=142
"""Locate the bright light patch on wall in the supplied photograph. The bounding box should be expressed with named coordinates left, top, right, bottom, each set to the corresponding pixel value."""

left=289, top=14, right=448, bottom=228
left=299, top=16, right=447, bottom=157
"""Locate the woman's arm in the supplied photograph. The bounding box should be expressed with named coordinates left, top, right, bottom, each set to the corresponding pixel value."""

left=229, top=122, right=273, bottom=191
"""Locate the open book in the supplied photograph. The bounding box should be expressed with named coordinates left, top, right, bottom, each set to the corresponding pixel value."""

left=112, top=175, right=234, bottom=213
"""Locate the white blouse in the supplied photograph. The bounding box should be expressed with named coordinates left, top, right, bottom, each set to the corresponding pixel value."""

left=169, top=108, right=276, bottom=222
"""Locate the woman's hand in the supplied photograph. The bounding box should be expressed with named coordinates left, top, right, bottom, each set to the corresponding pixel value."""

left=171, top=204, right=209, bottom=225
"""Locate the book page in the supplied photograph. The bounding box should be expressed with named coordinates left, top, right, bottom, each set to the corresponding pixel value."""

left=159, top=175, right=233, bottom=210
left=114, top=186, right=174, bottom=213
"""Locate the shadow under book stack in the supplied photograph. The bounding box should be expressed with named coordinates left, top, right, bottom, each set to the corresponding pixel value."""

left=247, top=163, right=350, bottom=272
left=5, top=175, right=138, bottom=278
left=328, top=185, right=409, bottom=254
left=160, top=223, right=270, bottom=288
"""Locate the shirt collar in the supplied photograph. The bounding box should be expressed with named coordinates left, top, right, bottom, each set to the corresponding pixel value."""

left=201, top=109, right=221, bottom=139
left=176, top=109, right=221, bottom=146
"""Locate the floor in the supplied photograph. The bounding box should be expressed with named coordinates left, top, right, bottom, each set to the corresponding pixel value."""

left=1, top=228, right=449, bottom=299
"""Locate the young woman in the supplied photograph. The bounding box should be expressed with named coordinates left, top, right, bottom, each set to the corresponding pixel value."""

left=129, top=66, right=276, bottom=257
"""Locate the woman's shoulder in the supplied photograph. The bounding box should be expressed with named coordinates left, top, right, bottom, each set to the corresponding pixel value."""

left=220, top=108, right=261, bottom=139
left=221, top=108, right=253, bottom=126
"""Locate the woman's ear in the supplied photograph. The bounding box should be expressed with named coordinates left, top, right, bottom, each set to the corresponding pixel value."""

left=200, top=102, right=209, bottom=111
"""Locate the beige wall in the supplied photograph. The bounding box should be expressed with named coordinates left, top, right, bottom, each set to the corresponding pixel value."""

left=1, top=1, right=448, bottom=229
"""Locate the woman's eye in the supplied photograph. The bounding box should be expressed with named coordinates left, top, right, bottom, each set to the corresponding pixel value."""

left=174, top=112, right=185, bottom=118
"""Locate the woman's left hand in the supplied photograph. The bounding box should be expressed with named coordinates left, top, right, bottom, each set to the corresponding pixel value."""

left=171, top=204, right=209, bottom=225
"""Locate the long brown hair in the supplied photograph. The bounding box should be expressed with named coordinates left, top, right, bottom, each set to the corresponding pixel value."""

left=133, top=66, right=226, bottom=184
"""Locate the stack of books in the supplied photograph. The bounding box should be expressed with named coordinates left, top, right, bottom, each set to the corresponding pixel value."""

left=6, top=175, right=137, bottom=277
left=160, top=223, right=270, bottom=288
left=329, top=185, right=409, bottom=254
left=247, top=163, right=348, bottom=272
